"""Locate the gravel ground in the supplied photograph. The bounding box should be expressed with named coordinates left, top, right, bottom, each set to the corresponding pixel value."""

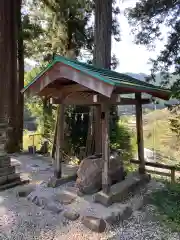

left=0, top=154, right=179, bottom=240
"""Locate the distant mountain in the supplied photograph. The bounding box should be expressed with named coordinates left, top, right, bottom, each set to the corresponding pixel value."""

left=118, top=72, right=178, bottom=116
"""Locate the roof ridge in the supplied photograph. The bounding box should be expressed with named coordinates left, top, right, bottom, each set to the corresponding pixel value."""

left=54, top=55, right=170, bottom=92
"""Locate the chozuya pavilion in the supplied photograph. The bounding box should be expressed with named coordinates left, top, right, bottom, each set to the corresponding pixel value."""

left=21, top=55, right=171, bottom=205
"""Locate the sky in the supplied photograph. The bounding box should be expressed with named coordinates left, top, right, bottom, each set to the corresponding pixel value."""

left=26, top=0, right=168, bottom=75
left=113, top=0, right=167, bottom=74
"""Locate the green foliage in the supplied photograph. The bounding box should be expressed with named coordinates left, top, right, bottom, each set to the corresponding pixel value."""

left=24, top=67, right=56, bottom=143
left=65, top=106, right=89, bottom=154
left=22, top=0, right=122, bottom=155
left=110, top=119, right=136, bottom=162
left=168, top=104, right=180, bottom=140
left=151, top=182, right=180, bottom=231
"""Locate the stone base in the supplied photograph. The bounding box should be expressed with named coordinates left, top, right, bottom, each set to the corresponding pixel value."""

left=94, top=172, right=151, bottom=206
left=0, top=154, right=29, bottom=191
left=47, top=174, right=77, bottom=188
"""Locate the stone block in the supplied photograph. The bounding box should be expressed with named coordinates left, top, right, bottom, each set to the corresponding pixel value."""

left=0, top=155, right=10, bottom=167
left=47, top=174, right=77, bottom=188
left=64, top=210, right=80, bottom=221
left=0, top=178, right=29, bottom=191
left=0, top=176, right=7, bottom=185
left=0, top=166, right=15, bottom=177
left=7, top=173, right=20, bottom=182
left=55, top=191, right=76, bottom=205
left=105, top=206, right=132, bottom=225
left=94, top=192, right=112, bottom=207
left=82, top=216, right=106, bottom=233
left=46, top=202, right=63, bottom=214
left=94, top=172, right=150, bottom=206
left=17, top=184, right=35, bottom=197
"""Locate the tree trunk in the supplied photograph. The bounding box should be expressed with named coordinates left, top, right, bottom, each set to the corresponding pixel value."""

left=94, top=0, right=112, bottom=68
left=0, top=1, right=12, bottom=126
left=16, top=0, right=24, bottom=151
left=5, top=1, right=20, bottom=153
left=86, top=0, right=113, bottom=155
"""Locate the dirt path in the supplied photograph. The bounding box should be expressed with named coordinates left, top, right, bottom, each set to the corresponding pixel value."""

left=0, top=154, right=179, bottom=240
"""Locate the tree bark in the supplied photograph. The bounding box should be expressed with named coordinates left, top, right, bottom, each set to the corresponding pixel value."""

left=86, top=0, right=113, bottom=155
left=4, top=1, right=20, bottom=153
left=0, top=1, right=11, bottom=125
left=16, top=0, right=24, bottom=151
left=94, top=0, right=112, bottom=69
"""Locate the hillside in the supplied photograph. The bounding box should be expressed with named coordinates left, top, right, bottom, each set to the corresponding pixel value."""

left=128, top=108, right=180, bottom=163
left=117, top=72, right=178, bottom=116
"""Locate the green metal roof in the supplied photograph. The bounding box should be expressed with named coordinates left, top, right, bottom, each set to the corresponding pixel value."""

left=22, top=55, right=171, bottom=100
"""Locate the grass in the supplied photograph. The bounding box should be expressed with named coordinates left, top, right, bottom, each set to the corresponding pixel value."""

left=143, top=109, right=180, bottom=162
left=151, top=181, right=180, bottom=232
left=128, top=108, right=180, bottom=163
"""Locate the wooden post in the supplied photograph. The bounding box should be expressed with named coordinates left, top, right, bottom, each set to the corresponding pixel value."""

left=95, top=105, right=102, bottom=154
left=54, top=104, right=65, bottom=178
left=101, top=103, right=111, bottom=194
left=135, top=93, right=145, bottom=174
left=171, top=169, right=175, bottom=183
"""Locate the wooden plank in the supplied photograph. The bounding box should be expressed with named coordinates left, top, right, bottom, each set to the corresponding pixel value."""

left=54, top=104, right=65, bottom=178
left=135, top=93, right=145, bottom=174
left=39, top=84, right=91, bottom=97
left=130, top=159, right=176, bottom=170
left=146, top=169, right=171, bottom=177
left=58, top=63, right=114, bottom=98
left=131, top=159, right=177, bottom=182
left=101, top=103, right=110, bottom=194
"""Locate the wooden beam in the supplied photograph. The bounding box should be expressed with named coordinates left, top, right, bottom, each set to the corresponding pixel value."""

left=54, top=104, right=65, bottom=178
left=101, top=103, right=111, bottom=194
left=53, top=94, right=151, bottom=105
left=135, top=93, right=145, bottom=174
left=39, top=84, right=91, bottom=97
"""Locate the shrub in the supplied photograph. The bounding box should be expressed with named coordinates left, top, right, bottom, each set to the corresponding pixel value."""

left=110, top=119, right=137, bottom=164
left=151, top=181, right=180, bottom=231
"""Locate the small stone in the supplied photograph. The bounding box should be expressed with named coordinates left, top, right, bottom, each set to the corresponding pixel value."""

left=47, top=176, right=57, bottom=188
left=77, top=190, right=84, bottom=197
left=36, top=197, right=47, bottom=207
left=82, top=216, right=106, bottom=233
left=64, top=210, right=80, bottom=221
left=33, top=196, right=39, bottom=205
left=120, top=206, right=132, bottom=221
left=46, top=202, right=63, bottom=214
left=55, top=192, right=76, bottom=205
left=17, top=185, right=35, bottom=197
left=132, top=196, right=144, bottom=211
left=105, top=206, right=132, bottom=225
left=31, top=164, right=39, bottom=168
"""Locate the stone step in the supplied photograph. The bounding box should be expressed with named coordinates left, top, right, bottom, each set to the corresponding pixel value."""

left=94, top=172, right=150, bottom=206
left=7, top=173, right=21, bottom=182
left=0, top=122, right=8, bottom=128
left=0, top=136, right=6, bottom=143
left=0, top=155, right=11, bottom=167
left=0, top=173, right=20, bottom=186
left=0, top=166, right=15, bottom=177
left=0, top=178, right=29, bottom=191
